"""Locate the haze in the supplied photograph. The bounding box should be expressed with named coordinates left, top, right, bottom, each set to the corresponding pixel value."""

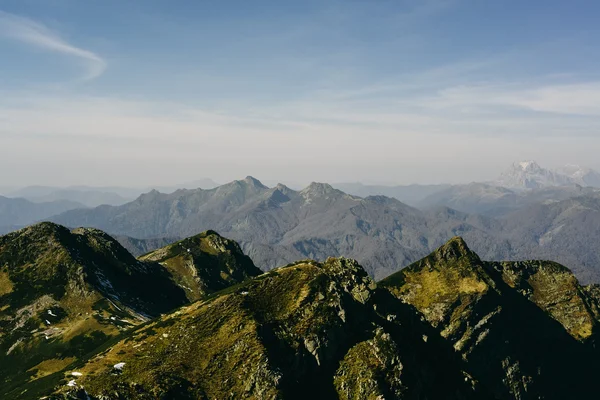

left=1, top=0, right=600, bottom=187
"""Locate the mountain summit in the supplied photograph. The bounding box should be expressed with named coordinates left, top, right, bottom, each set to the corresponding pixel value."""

left=496, top=160, right=600, bottom=189
left=381, top=237, right=600, bottom=399
left=496, top=160, right=574, bottom=189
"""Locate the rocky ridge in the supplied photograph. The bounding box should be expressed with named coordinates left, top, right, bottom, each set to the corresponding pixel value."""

left=0, top=223, right=258, bottom=399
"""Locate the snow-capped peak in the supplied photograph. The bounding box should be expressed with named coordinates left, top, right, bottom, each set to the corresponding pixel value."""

left=496, top=161, right=574, bottom=189
left=516, top=160, right=540, bottom=171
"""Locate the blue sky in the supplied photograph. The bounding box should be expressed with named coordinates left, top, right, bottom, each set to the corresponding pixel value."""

left=1, top=0, right=600, bottom=186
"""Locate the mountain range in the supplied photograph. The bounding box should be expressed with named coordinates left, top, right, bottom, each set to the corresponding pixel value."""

left=2, top=223, right=600, bottom=399
left=495, top=160, right=600, bottom=189
left=0, top=196, right=85, bottom=234
left=44, top=175, right=600, bottom=284
left=2, top=179, right=221, bottom=208
left=2, top=160, right=600, bottom=286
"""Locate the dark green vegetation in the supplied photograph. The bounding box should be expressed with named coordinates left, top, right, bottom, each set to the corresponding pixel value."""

left=48, top=258, right=480, bottom=400
left=0, top=223, right=258, bottom=399
left=4, top=222, right=600, bottom=399
left=138, top=230, right=262, bottom=301
left=380, top=238, right=600, bottom=399
left=47, top=176, right=600, bottom=284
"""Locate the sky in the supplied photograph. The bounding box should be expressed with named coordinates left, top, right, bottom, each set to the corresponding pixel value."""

left=1, top=0, right=600, bottom=187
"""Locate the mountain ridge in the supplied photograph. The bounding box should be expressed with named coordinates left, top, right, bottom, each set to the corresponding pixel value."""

left=45, top=177, right=600, bottom=284
left=3, top=224, right=600, bottom=398
left=0, top=222, right=260, bottom=398
left=380, top=237, right=600, bottom=399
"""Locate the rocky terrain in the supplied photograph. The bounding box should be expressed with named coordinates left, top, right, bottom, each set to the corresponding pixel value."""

left=2, top=224, right=600, bottom=398
left=380, top=238, right=600, bottom=399
left=0, top=223, right=258, bottom=399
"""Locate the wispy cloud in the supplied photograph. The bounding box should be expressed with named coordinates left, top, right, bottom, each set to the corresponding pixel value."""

left=418, top=82, right=600, bottom=117
left=0, top=10, right=106, bottom=80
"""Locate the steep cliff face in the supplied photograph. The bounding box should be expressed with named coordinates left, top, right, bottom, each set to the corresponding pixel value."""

left=49, top=258, right=479, bottom=400
left=380, top=237, right=600, bottom=399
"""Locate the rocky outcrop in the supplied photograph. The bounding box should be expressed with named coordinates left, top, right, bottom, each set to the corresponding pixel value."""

left=380, top=237, right=600, bottom=399
left=139, top=230, right=262, bottom=301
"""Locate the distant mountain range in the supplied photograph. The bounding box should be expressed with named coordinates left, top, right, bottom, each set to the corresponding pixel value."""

left=496, top=160, right=600, bottom=189
left=3, top=223, right=600, bottom=399
left=3, top=161, right=600, bottom=284
left=0, top=196, right=85, bottom=234
left=3, top=178, right=220, bottom=208
left=332, top=182, right=451, bottom=207
left=43, top=175, right=600, bottom=284
left=334, top=161, right=600, bottom=211
left=418, top=182, right=599, bottom=216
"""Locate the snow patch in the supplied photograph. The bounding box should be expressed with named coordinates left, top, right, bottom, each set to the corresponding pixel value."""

left=518, top=161, right=536, bottom=170
left=113, top=362, right=126, bottom=370
left=71, top=371, right=83, bottom=377
left=47, top=310, right=57, bottom=317
left=67, top=380, right=77, bottom=387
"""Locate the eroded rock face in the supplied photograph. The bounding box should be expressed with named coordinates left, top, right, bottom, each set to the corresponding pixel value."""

left=380, top=237, right=600, bottom=400
left=334, top=327, right=405, bottom=399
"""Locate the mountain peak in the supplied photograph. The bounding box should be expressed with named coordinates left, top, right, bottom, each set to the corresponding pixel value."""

left=136, top=189, right=163, bottom=203
left=496, top=160, right=573, bottom=189
left=139, top=230, right=261, bottom=301
left=11, top=221, right=69, bottom=240
left=301, top=182, right=337, bottom=195
left=242, top=176, right=267, bottom=188
left=275, top=182, right=292, bottom=191
left=434, top=236, right=476, bottom=261
left=380, top=237, right=484, bottom=290
left=514, top=160, right=541, bottom=171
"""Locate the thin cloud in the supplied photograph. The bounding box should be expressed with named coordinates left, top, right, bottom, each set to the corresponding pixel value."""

left=0, top=10, right=106, bottom=80
left=421, top=82, right=600, bottom=116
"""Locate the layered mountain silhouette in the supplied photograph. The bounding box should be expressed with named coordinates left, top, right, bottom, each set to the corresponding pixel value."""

left=2, top=224, right=600, bottom=398
left=47, top=177, right=491, bottom=280
left=419, top=182, right=598, bottom=216
left=0, top=196, right=85, bottom=234
left=47, top=176, right=600, bottom=283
